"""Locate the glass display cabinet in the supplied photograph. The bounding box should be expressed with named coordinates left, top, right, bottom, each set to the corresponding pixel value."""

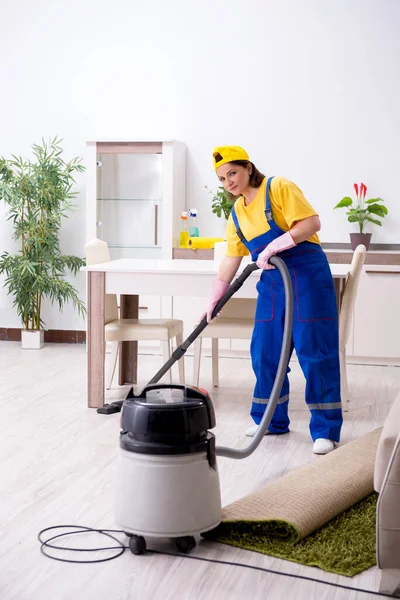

left=86, top=140, right=186, bottom=260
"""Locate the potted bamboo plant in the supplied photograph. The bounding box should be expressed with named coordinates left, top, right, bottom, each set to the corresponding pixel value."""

left=334, top=182, right=388, bottom=250
left=0, top=137, right=86, bottom=349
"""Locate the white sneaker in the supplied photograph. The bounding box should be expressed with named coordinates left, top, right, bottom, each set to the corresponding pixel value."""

left=313, top=438, right=335, bottom=455
left=245, top=425, right=290, bottom=437
left=245, top=424, right=271, bottom=437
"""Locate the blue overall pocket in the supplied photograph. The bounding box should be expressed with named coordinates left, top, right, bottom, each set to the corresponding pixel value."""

left=292, top=262, right=337, bottom=322
left=254, top=271, right=277, bottom=322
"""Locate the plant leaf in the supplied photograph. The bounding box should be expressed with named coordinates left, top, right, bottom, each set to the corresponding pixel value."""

left=334, top=197, right=353, bottom=209
left=365, top=197, right=384, bottom=204
left=367, top=204, right=388, bottom=217
left=366, top=216, right=382, bottom=226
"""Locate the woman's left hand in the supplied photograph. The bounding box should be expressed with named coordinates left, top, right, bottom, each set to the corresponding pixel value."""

left=256, top=232, right=296, bottom=270
left=256, top=247, right=276, bottom=270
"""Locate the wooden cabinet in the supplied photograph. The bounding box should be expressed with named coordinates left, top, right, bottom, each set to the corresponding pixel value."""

left=351, top=268, right=400, bottom=364
left=86, top=140, right=185, bottom=330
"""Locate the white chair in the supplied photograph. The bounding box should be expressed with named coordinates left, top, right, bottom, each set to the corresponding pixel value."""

left=192, top=298, right=256, bottom=388
left=85, top=238, right=185, bottom=388
left=338, top=244, right=367, bottom=410
left=192, top=241, right=255, bottom=387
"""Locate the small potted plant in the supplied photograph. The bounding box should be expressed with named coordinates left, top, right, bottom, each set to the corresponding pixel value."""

left=334, top=182, right=388, bottom=250
left=0, top=137, right=86, bottom=349
left=206, top=185, right=237, bottom=220
left=205, top=186, right=238, bottom=258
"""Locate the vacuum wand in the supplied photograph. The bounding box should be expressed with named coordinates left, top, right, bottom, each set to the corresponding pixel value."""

left=147, top=261, right=260, bottom=385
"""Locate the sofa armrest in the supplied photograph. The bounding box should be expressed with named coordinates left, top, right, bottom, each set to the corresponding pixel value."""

left=375, top=391, right=400, bottom=492
left=377, top=433, right=400, bottom=571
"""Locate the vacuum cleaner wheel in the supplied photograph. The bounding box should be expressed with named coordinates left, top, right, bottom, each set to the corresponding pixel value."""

left=128, top=534, right=147, bottom=555
left=175, top=536, right=196, bottom=554
left=126, top=533, right=196, bottom=555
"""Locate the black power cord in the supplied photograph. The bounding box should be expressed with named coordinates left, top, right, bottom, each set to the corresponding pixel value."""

left=38, top=525, right=398, bottom=598
left=38, top=526, right=126, bottom=564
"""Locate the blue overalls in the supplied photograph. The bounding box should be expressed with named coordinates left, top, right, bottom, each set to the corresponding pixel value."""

left=231, top=177, right=343, bottom=442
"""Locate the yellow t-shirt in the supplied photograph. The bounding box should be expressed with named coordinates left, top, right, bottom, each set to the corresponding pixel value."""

left=226, top=176, right=320, bottom=257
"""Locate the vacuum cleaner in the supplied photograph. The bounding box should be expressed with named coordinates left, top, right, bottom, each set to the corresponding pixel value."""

left=102, top=257, right=293, bottom=556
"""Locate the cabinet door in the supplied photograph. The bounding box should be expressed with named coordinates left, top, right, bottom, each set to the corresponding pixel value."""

left=96, top=152, right=162, bottom=259
left=353, top=271, right=400, bottom=359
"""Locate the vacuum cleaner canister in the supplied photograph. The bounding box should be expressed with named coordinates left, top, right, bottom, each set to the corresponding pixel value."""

left=114, top=384, right=222, bottom=554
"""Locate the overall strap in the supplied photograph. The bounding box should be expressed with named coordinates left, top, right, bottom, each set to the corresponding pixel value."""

left=264, top=176, right=274, bottom=223
left=231, top=205, right=247, bottom=244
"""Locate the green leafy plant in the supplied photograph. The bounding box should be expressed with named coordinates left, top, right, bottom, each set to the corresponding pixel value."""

left=334, top=182, right=388, bottom=233
left=206, top=185, right=238, bottom=220
left=0, top=137, right=86, bottom=331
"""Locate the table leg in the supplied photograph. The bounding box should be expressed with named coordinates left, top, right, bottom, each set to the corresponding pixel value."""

left=119, top=294, right=139, bottom=385
left=87, top=272, right=105, bottom=408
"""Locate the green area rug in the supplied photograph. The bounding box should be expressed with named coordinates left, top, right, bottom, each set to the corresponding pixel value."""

left=203, top=493, right=377, bottom=577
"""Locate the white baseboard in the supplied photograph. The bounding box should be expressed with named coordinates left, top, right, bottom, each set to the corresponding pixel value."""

left=346, top=355, right=400, bottom=367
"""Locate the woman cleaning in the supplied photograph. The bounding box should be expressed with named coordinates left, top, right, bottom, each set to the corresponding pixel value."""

left=203, top=145, right=342, bottom=455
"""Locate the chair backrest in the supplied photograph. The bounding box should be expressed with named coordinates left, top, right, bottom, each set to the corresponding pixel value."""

left=221, top=298, right=257, bottom=319
left=214, top=240, right=252, bottom=265
left=85, top=239, right=118, bottom=323
left=339, top=244, right=366, bottom=350
left=213, top=241, right=256, bottom=318
left=85, top=238, right=111, bottom=264
left=214, top=241, right=227, bottom=261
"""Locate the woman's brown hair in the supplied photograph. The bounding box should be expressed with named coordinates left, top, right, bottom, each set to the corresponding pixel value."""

left=213, top=153, right=266, bottom=201
left=229, top=160, right=265, bottom=188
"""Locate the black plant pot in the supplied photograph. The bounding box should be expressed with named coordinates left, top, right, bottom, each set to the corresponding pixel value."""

left=349, top=233, right=372, bottom=251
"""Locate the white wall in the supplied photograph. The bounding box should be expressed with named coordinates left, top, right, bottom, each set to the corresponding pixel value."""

left=1, top=0, right=399, bottom=329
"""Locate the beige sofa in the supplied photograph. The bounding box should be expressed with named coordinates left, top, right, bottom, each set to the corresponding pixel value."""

left=375, top=390, right=400, bottom=596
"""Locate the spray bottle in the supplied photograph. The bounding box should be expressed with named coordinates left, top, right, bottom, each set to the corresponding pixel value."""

left=189, top=208, right=199, bottom=238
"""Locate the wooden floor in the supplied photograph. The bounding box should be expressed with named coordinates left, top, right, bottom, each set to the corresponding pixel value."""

left=1, top=341, right=399, bottom=600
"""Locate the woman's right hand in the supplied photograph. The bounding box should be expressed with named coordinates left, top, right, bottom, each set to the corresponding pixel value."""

left=200, top=256, right=242, bottom=323
left=202, top=279, right=231, bottom=323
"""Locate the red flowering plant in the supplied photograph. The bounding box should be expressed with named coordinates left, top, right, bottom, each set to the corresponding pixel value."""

left=334, top=182, right=388, bottom=233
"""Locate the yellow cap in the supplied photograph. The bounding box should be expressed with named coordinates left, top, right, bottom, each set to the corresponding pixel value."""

left=212, top=146, right=249, bottom=170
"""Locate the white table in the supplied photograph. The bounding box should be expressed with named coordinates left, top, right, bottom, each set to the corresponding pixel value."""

left=82, top=259, right=350, bottom=408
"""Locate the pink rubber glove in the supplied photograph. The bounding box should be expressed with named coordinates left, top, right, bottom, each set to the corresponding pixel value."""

left=256, top=232, right=296, bottom=270
left=204, top=279, right=230, bottom=323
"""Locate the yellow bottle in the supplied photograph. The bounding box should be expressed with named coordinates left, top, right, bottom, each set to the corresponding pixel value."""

left=180, top=211, right=189, bottom=247
left=180, top=231, right=189, bottom=248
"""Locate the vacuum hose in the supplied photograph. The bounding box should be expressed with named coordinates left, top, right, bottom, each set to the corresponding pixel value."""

left=216, top=255, right=293, bottom=459
left=147, top=255, right=293, bottom=460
